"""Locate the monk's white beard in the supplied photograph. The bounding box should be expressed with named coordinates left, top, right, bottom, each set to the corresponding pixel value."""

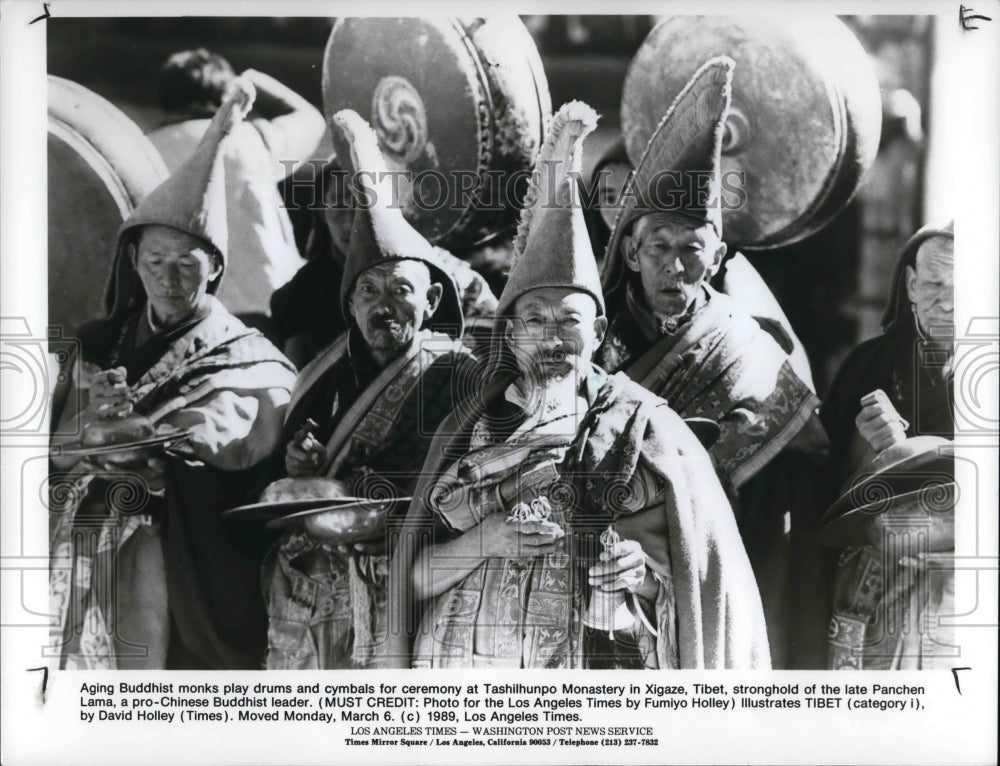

left=509, top=369, right=589, bottom=438
left=516, top=366, right=584, bottom=409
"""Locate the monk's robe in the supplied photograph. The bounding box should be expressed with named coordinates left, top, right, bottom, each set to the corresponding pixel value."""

left=50, top=296, right=296, bottom=669
left=389, top=367, right=770, bottom=669
left=597, top=284, right=830, bottom=669
left=264, top=328, right=476, bottom=669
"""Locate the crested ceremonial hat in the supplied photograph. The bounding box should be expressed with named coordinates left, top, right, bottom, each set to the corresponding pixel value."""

left=104, top=80, right=254, bottom=319
left=620, top=16, right=881, bottom=250
left=602, top=57, right=734, bottom=316
left=486, top=101, right=601, bottom=377
left=330, top=109, right=464, bottom=339
left=496, top=101, right=603, bottom=319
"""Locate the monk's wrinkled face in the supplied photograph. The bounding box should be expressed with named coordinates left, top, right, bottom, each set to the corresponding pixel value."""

left=505, top=288, right=607, bottom=383
left=623, top=216, right=726, bottom=319
left=906, top=236, right=954, bottom=340
left=348, top=260, right=443, bottom=357
left=596, top=161, right=632, bottom=230
left=132, top=225, right=221, bottom=327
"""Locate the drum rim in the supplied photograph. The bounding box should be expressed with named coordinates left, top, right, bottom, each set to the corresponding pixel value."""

left=620, top=15, right=880, bottom=250
left=321, top=16, right=550, bottom=250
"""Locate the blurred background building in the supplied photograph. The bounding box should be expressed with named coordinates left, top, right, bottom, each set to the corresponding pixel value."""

left=48, top=14, right=941, bottom=396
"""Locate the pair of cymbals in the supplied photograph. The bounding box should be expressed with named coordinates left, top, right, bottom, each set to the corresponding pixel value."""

left=819, top=438, right=954, bottom=549
left=223, top=494, right=410, bottom=532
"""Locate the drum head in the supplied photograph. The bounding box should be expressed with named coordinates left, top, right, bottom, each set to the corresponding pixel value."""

left=48, top=76, right=168, bottom=335
left=323, top=17, right=550, bottom=251
left=621, top=16, right=881, bottom=250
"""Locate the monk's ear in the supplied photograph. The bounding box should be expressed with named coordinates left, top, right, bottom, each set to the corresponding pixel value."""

left=208, top=253, right=224, bottom=282
left=622, top=234, right=640, bottom=272
left=503, top=317, right=516, bottom=344
left=905, top=264, right=918, bottom=304
left=707, top=236, right=727, bottom=277
left=593, top=315, right=608, bottom=346
left=127, top=242, right=138, bottom=266
left=425, top=282, right=443, bottom=320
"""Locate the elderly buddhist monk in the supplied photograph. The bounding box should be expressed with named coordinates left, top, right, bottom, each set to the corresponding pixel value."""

left=49, top=81, right=297, bottom=670
left=269, top=153, right=500, bottom=369
left=261, top=110, right=478, bottom=669
left=585, top=139, right=815, bottom=391
left=385, top=101, right=769, bottom=670
left=821, top=221, right=955, bottom=669
left=822, top=221, right=955, bottom=477
left=596, top=58, right=831, bottom=668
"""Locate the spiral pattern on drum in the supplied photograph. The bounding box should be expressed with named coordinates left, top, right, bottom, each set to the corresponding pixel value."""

left=371, top=76, right=429, bottom=164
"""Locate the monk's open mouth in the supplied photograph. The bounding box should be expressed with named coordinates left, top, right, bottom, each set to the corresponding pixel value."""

left=370, top=317, right=401, bottom=332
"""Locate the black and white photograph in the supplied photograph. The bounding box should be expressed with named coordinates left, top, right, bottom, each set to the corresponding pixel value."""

left=0, top=3, right=997, bottom=765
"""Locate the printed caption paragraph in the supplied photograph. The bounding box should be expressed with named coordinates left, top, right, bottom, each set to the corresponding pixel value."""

left=78, top=681, right=930, bottom=747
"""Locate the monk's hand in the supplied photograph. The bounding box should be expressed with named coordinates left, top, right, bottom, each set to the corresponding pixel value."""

left=87, top=367, right=132, bottom=420
left=480, top=514, right=562, bottom=560
left=285, top=422, right=325, bottom=477
left=856, top=389, right=909, bottom=454
left=210, top=76, right=255, bottom=137
left=228, top=75, right=256, bottom=109
left=589, top=539, right=649, bottom=595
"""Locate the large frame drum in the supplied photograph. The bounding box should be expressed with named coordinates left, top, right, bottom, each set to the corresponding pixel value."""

left=322, top=17, right=551, bottom=252
left=622, top=16, right=882, bottom=250
left=48, top=76, right=168, bottom=335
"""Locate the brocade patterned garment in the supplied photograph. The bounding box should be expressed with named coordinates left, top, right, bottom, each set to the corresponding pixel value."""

left=264, top=330, right=475, bottom=669
left=50, top=298, right=296, bottom=669
left=597, top=287, right=822, bottom=490
left=597, top=286, right=831, bottom=669
left=398, top=369, right=770, bottom=669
